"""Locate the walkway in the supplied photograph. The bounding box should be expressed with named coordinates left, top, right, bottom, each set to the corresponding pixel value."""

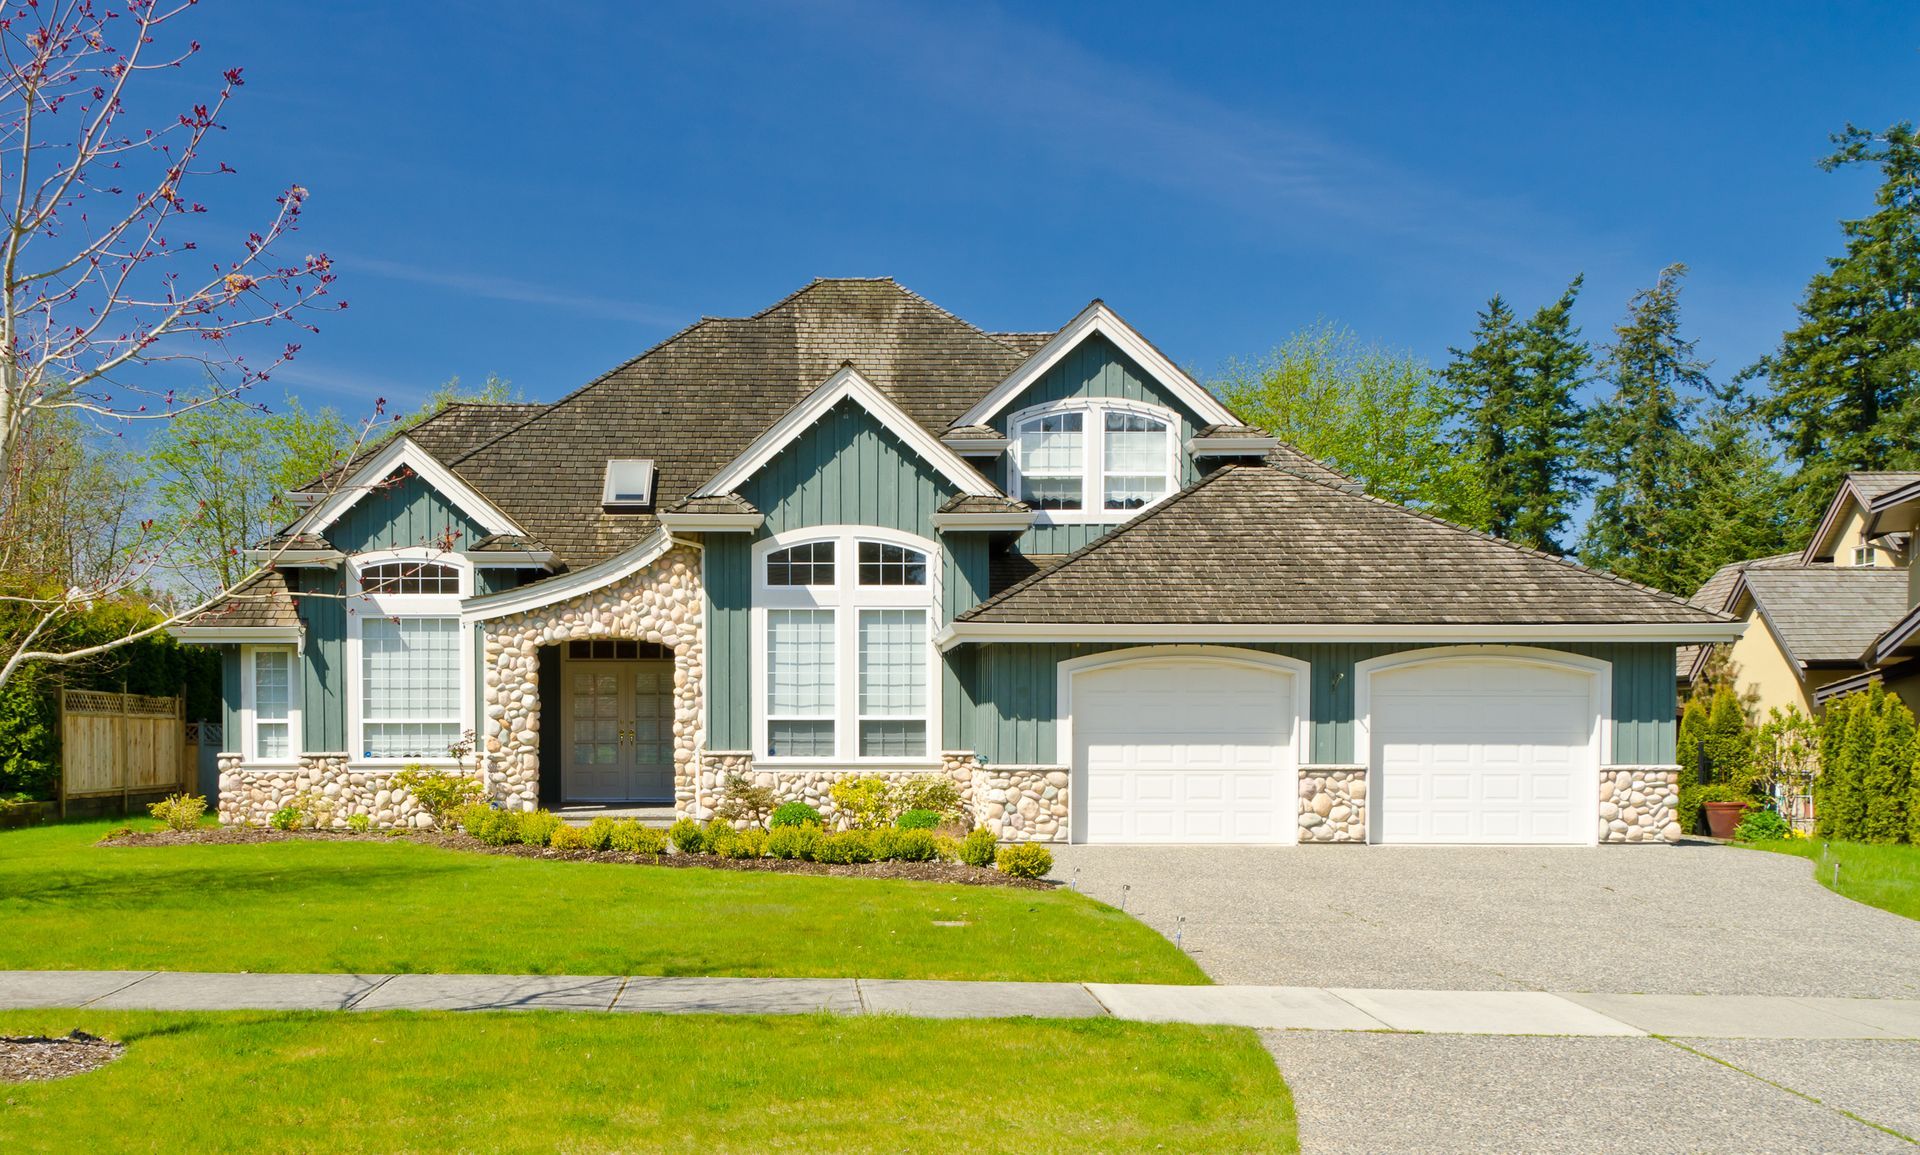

left=4, top=970, right=1918, bottom=1039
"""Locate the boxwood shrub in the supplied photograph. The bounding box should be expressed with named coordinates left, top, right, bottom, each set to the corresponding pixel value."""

left=770, top=801, right=823, bottom=829
left=895, top=808, right=940, bottom=830
left=516, top=810, right=563, bottom=847
left=996, top=842, right=1053, bottom=879
left=813, top=830, right=876, bottom=864
left=767, top=822, right=822, bottom=860
left=608, top=821, right=668, bottom=855
left=958, top=827, right=998, bottom=868
left=667, top=817, right=708, bottom=855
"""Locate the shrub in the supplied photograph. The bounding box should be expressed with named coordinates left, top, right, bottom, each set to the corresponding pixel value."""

left=813, top=830, right=876, bottom=865
left=714, top=827, right=768, bottom=859
left=874, top=828, right=937, bottom=862
left=460, top=806, right=521, bottom=846
left=583, top=816, right=618, bottom=851
left=895, top=808, right=940, bottom=830
left=147, top=792, right=206, bottom=832
left=516, top=810, right=563, bottom=847
left=770, top=801, right=823, bottom=829
left=829, top=775, right=894, bottom=830
left=1863, top=691, right=1915, bottom=844
left=996, top=842, right=1053, bottom=879
left=390, top=766, right=485, bottom=825
left=609, top=821, right=669, bottom=856
left=1732, top=806, right=1792, bottom=842
left=346, top=813, right=373, bottom=834
left=715, top=774, right=778, bottom=829
left=958, top=827, right=998, bottom=868
left=893, top=777, right=963, bottom=821
left=767, top=822, right=822, bottom=860
left=268, top=806, right=302, bottom=832
left=549, top=824, right=592, bottom=851
left=668, top=817, right=708, bottom=855
left=932, top=834, right=962, bottom=863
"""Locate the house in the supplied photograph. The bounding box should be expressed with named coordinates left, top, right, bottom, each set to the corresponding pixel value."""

left=1682, top=472, right=1920, bottom=717
left=175, top=278, right=1738, bottom=845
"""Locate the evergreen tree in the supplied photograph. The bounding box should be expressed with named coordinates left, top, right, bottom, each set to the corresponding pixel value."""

left=1510, top=279, right=1592, bottom=553
left=1815, top=693, right=1856, bottom=839
left=1863, top=691, right=1915, bottom=844
left=1581, top=265, right=1708, bottom=590
left=1441, top=296, right=1527, bottom=539
left=1833, top=686, right=1885, bottom=839
left=1753, top=122, right=1920, bottom=524
left=1663, top=383, right=1795, bottom=595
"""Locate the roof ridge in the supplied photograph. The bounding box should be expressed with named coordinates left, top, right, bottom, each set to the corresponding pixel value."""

left=959, top=465, right=1244, bottom=619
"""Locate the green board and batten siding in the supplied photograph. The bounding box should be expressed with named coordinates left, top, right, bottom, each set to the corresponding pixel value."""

left=705, top=397, right=984, bottom=751
left=965, top=641, right=1678, bottom=767
left=292, top=471, right=502, bottom=753
left=989, top=332, right=1212, bottom=555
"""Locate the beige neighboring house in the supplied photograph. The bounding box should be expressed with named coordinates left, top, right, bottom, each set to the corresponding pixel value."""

left=1684, top=472, right=1920, bottom=717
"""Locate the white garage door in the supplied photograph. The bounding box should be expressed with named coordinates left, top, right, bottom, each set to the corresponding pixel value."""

left=1072, top=658, right=1297, bottom=844
left=1370, top=658, right=1597, bottom=844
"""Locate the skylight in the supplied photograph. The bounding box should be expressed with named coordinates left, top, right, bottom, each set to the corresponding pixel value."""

left=602, top=459, right=656, bottom=510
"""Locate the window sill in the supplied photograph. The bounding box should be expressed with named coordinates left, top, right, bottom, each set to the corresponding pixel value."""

left=752, top=757, right=945, bottom=772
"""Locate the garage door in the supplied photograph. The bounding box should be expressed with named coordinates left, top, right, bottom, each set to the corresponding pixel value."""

left=1072, top=657, right=1297, bottom=844
left=1369, top=657, right=1597, bottom=844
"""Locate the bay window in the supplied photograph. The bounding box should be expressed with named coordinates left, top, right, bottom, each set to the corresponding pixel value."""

left=755, top=528, right=938, bottom=762
left=1010, top=400, right=1176, bottom=521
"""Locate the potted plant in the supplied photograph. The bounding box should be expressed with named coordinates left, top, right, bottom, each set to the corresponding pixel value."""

left=1695, top=784, right=1754, bottom=840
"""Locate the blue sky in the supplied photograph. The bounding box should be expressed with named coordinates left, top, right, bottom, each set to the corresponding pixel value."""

left=180, top=1, right=1917, bottom=420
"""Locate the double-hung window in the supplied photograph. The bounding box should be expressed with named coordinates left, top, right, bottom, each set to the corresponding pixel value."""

left=249, top=648, right=296, bottom=761
left=756, top=530, right=937, bottom=762
left=350, top=553, right=469, bottom=762
left=1010, top=401, right=1175, bottom=522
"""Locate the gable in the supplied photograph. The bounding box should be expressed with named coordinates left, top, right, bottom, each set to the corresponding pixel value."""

left=985, top=333, right=1213, bottom=442
left=740, top=397, right=959, bottom=538
left=326, top=469, right=493, bottom=556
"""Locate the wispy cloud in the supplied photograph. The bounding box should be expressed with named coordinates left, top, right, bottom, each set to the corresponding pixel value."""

left=342, top=254, right=685, bottom=326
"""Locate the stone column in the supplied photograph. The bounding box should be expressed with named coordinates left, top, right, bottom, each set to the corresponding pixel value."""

left=1298, top=766, right=1367, bottom=843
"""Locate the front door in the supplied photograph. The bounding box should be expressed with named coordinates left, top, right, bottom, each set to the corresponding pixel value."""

left=562, top=659, right=675, bottom=803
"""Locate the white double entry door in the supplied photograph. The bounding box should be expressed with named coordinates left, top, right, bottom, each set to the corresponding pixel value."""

left=562, top=660, right=675, bottom=803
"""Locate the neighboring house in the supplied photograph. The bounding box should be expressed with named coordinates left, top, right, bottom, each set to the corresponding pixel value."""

left=1682, top=472, right=1920, bottom=717
left=176, top=278, right=1736, bottom=846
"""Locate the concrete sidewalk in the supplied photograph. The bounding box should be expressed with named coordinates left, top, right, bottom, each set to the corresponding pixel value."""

left=3, top=970, right=1918, bottom=1039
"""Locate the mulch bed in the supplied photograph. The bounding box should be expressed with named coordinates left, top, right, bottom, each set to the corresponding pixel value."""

left=100, top=827, right=1054, bottom=890
left=0, top=1032, right=124, bottom=1083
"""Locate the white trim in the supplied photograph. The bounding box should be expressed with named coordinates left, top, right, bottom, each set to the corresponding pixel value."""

left=461, top=530, right=673, bottom=622
left=345, top=550, right=475, bottom=765
left=1006, top=397, right=1181, bottom=526
left=929, top=511, right=1036, bottom=531
left=658, top=512, right=765, bottom=533
left=954, top=301, right=1239, bottom=430
left=175, top=625, right=305, bottom=648
left=298, top=435, right=527, bottom=540
left=938, top=621, right=1745, bottom=650
left=1353, top=645, right=1611, bottom=847
left=241, top=549, right=342, bottom=567
left=694, top=366, right=999, bottom=499
left=240, top=644, right=303, bottom=766
left=1188, top=436, right=1279, bottom=456
left=943, top=436, right=1011, bottom=455
left=749, top=525, right=944, bottom=768
left=1056, top=645, right=1310, bottom=845
left=467, top=551, right=558, bottom=567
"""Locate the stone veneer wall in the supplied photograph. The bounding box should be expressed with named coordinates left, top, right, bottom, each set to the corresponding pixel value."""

left=1600, top=766, right=1681, bottom=843
left=216, top=752, right=468, bottom=829
left=1298, top=766, right=1367, bottom=843
left=691, top=751, right=1065, bottom=840
left=479, top=545, right=705, bottom=811
left=967, top=760, right=1069, bottom=842
left=691, top=753, right=970, bottom=828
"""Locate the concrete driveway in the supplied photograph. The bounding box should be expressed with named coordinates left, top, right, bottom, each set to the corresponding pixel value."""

left=1050, top=841, right=1920, bottom=1153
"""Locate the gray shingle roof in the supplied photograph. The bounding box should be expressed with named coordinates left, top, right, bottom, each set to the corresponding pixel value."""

left=961, top=465, right=1731, bottom=627
left=1741, top=567, right=1911, bottom=665
left=445, top=279, right=1037, bottom=565
left=1676, top=552, right=1803, bottom=676
left=1847, top=471, right=1920, bottom=505
left=297, top=402, right=545, bottom=496
left=180, top=570, right=302, bottom=630
left=938, top=493, right=1030, bottom=515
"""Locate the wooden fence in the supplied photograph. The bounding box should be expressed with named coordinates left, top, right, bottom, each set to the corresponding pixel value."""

left=59, top=688, right=190, bottom=817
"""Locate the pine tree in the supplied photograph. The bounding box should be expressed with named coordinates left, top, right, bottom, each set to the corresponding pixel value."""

left=1834, top=687, right=1885, bottom=840
left=1863, top=691, right=1915, bottom=843
left=1663, top=383, right=1795, bottom=595
left=1581, top=265, right=1707, bottom=590
left=1702, top=688, right=1756, bottom=792
left=1815, top=693, right=1856, bottom=839
left=1442, top=296, right=1528, bottom=539
left=1510, top=279, right=1591, bottom=554
left=1753, top=122, right=1920, bottom=524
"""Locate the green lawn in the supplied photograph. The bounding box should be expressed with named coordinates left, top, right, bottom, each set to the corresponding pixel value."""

left=0, top=821, right=1204, bottom=983
left=0, top=1010, right=1296, bottom=1154
left=1742, top=838, right=1920, bottom=921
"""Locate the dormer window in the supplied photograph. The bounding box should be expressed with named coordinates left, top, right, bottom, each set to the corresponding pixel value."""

left=1851, top=545, right=1879, bottom=568
left=602, top=459, right=656, bottom=510
left=1009, top=400, right=1176, bottom=523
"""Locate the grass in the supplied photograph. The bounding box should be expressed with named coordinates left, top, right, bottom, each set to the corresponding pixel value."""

left=0, top=821, right=1204, bottom=983
left=0, top=1010, right=1297, bottom=1154
left=1741, top=837, right=1920, bottom=921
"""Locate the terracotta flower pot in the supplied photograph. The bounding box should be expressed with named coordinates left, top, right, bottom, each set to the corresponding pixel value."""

left=1703, top=800, right=1751, bottom=840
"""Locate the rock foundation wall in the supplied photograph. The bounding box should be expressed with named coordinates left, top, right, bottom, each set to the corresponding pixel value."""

left=216, top=752, right=468, bottom=830
left=1600, top=766, right=1682, bottom=843
left=1298, top=766, right=1367, bottom=843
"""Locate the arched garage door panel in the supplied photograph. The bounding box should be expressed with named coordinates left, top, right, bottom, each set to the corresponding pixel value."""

left=1073, top=659, right=1296, bottom=844
left=1370, top=659, right=1596, bottom=844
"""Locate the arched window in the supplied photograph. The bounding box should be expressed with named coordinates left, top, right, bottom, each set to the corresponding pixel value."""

left=1010, top=400, right=1176, bottom=521
left=754, top=529, right=937, bottom=763
left=357, top=560, right=461, bottom=595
